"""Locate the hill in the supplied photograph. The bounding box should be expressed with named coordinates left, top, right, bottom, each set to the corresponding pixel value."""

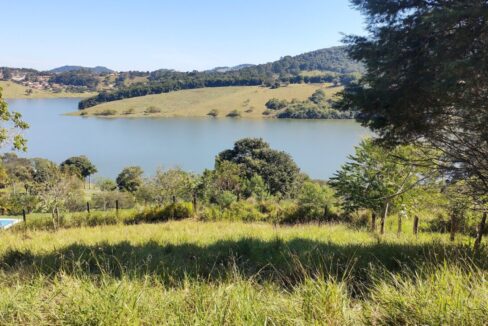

left=243, top=46, right=363, bottom=75
left=72, top=84, right=341, bottom=118
left=79, top=46, right=360, bottom=109
left=209, top=64, right=256, bottom=73
left=49, top=65, right=113, bottom=74
left=0, top=81, right=96, bottom=99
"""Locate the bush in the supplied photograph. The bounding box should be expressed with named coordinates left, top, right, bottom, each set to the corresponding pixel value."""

left=200, top=201, right=266, bottom=222
left=215, top=191, right=237, bottom=208
left=276, top=103, right=354, bottom=119
left=226, top=110, right=241, bottom=118
left=94, top=109, right=117, bottom=116
left=144, top=106, right=161, bottom=114
left=128, top=202, right=194, bottom=224
left=124, top=108, right=135, bottom=115
left=207, top=109, right=219, bottom=117
left=265, top=98, right=288, bottom=110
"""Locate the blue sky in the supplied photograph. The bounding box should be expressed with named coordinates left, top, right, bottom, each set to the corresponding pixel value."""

left=2, top=1, right=365, bottom=71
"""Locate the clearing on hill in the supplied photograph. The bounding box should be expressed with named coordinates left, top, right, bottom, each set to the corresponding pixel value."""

left=75, top=83, right=341, bottom=118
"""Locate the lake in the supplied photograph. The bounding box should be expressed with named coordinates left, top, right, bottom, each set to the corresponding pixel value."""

left=5, top=98, right=370, bottom=180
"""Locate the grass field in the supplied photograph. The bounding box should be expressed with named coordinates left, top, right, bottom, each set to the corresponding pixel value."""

left=0, top=81, right=97, bottom=99
left=73, top=83, right=341, bottom=118
left=0, top=219, right=486, bottom=325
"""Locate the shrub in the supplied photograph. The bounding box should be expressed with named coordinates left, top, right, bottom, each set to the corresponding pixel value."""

left=262, top=109, right=275, bottom=116
left=207, top=109, right=219, bottom=117
left=144, top=106, right=161, bottom=114
left=94, top=109, right=117, bottom=116
left=200, top=201, right=266, bottom=222
left=226, top=110, right=241, bottom=118
left=124, top=108, right=135, bottom=115
left=215, top=191, right=237, bottom=208
left=265, top=98, right=288, bottom=110
left=128, top=202, right=194, bottom=224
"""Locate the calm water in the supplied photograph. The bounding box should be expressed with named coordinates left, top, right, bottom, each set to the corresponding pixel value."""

left=6, top=98, right=370, bottom=180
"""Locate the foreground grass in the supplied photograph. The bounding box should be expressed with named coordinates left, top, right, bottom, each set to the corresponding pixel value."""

left=0, top=221, right=486, bottom=325
left=0, top=81, right=96, bottom=99
left=72, top=84, right=340, bottom=118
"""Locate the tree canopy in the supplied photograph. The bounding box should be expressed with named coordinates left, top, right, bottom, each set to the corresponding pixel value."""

left=116, top=166, right=144, bottom=193
left=60, top=156, right=97, bottom=179
left=217, top=138, right=301, bottom=197
left=340, top=0, right=488, bottom=197
left=0, top=87, right=28, bottom=151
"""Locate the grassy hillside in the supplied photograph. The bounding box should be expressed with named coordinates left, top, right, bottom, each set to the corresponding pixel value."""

left=0, top=220, right=485, bottom=324
left=0, top=81, right=96, bottom=99
left=73, top=83, right=341, bottom=118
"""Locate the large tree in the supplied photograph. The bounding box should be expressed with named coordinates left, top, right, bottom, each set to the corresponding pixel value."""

left=340, top=0, right=488, bottom=197
left=217, top=138, right=301, bottom=197
left=60, top=155, right=97, bottom=188
left=116, top=166, right=143, bottom=193
left=330, top=139, right=433, bottom=233
left=0, top=87, right=28, bottom=151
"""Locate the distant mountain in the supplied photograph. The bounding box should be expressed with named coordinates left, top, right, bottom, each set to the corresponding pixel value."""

left=49, top=66, right=113, bottom=74
left=209, top=64, right=256, bottom=73
left=246, top=46, right=363, bottom=75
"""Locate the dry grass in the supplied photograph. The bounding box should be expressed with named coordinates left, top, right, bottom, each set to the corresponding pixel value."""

left=73, top=84, right=342, bottom=118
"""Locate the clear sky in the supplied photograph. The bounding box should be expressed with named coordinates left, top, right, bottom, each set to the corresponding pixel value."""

left=2, top=0, right=365, bottom=72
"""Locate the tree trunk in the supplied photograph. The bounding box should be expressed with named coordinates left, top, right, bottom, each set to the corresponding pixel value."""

left=371, top=212, right=376, bottom=232
left=55, top=207, right=60, bottom=227
left=413, top=215, right=419, bottom=237
left=474, top=212, right=487, bottom=252
left=397, top=214, right=402, bottom=236
left=52, top=208, right=57, bottom=230
left=380, top=202, right=389, bottom=235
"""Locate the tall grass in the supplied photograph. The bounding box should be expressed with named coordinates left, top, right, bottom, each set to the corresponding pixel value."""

left=0, top=221, right=486, bottom=325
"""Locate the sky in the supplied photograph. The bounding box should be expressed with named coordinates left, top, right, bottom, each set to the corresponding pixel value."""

left=1, top=0, right=366, bottom=72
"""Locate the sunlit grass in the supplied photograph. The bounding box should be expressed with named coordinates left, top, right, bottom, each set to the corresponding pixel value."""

left=73, top=84, right=341, bottom=118
left=0, top=220, right=485, bottom=325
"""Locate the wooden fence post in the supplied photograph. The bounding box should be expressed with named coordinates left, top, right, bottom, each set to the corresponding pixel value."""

left=474, top=212, right=487, bottom=252
left=450, top=212, right=457, bottom=242
left=193, top=193, right=198, bottom=212
left=397, top=214, right=402, bottom=236
left=115, top=200, right=119, bottom=216
left=55, top=207, right=60, bottom=226
left=172, top=195, right=176, bottom=204
left=86, top=202, right=90, bottom=214
left=413, top=215, right=419, bottom=237
left=323, top=205, right=328, bottom=223
left=371, top=212, right=376, bottom=232
left=22, top=209, right=26, bottom=223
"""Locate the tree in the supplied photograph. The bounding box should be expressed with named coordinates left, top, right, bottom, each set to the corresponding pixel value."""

left=308, top=89, right=326, bottom=105
left=97, top=178, right=117, bottom=191
left=199, top=161, right=244, bottom=203
left=297, top=181, right=336, bottom=221
left=330, top=139, right=431, bottom=233
left=149, top=167, right=196, bottom=205
left=116, top=166, right=143, bottom=193
left=60, top=156, right=97, bottom=188
left=340, top=0, right=488, bottom=198
left=0, top=87, right=29, bottom=151
left=217, top=138, right=302, bottom=197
